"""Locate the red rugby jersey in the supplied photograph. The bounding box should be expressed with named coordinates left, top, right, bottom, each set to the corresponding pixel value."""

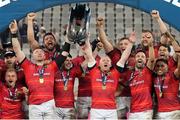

left=0, top=83, right=25, bottom=119
left=107, top=48, right=122, bottom=66
left=107, top=48, right=135, bottom=97
left=21, top=58, right=58, bottom=105
left=73, top=56, right=100, bottom=97
left=129, top=67, right=153, bottom=112
left=89, top=64, right=120, bottom=109
left=54, top=66, right=82, bottom=108
left=73, top=56, right=91, bottom=96
left=168, top=56, right=177, bottom=71
left=119, top=57, right=135, bottom=97
left=77, top=69, right=92, bottom=97
left=153, top=72, right=180, bottom=112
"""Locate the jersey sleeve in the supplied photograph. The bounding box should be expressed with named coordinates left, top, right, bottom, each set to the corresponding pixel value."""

left=172, top=72, right=180, bottom=81
left=88, top=60, right=96, bottom=70
left=115, top=65, right=124, bottom=73
left=52, top=61, right=59, bottom=72
left=72, top=56, right=85, bottom=67
left=54, top=54, right=67, bottom=69
left=19, top=58, right=31, bottom=71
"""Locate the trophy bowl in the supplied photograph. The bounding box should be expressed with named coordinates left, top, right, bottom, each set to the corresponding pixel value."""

left=67, top=4, right=91, bottom=46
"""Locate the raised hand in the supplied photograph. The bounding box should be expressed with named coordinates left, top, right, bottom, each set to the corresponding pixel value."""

left=96, top=17, right=105, bottom=28
left=21, top=87, right=29, bottom=95
left=27, top=12, right=36, bottom=21
left=145, top=32, right=153, bottom=44
left=97, top=42, right=103, bottom=50
left=80, top=33, right=92, bottom=55
left=151, top=10, right=160, bottom=20
left=9, top=20, right=18, bottom=34
left=148, top=38, right=153, bottom=47
left=129, top=32, right=136, bottom=44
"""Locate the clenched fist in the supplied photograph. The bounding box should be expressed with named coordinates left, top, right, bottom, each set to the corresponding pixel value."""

left=151, top=10, right=160, bottom=20
left=96, top=17, right=105, bottom=28
left=9, top=20, right=18, bottom=34
left=27, top=12, right=36, bottom=21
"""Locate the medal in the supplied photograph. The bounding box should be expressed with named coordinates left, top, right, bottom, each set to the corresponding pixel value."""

left=64, top=86, right=68, bottom=91
left=61, top=70, right=70, bottom=91
left=39, top=78, right=44, bottom=84
left=157, top=76, right=164, bottom=98
left=38, top=66, right=45, bottom=84
left=102, top=85, right=106, bottom=90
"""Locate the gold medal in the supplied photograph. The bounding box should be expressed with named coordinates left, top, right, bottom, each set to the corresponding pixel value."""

left=102, top=85, right=106, bottom=90
left=39, top=78, right=44, bottom=83
left=159, top=92, right=163, bottom=98
left=64, top=86, right=68, bottom=91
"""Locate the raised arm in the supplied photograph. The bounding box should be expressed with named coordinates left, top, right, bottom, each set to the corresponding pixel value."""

left=146, top=39, right=155, bottom=70
left=151, top=10, right=180, bottom=57
left=165, top=32, right=180, bottom=53
left=116, top=32, right=136, bottom=67
left=54, top=34, right=70, bottom=69
left=96, top=17, right=114, bottom=53
left=27, top=13, right=40, bottom=51
left=81, top=35, right=96, bottom=68
left=91, top=40, right=103, bottom=59
left=9, top=20, right=25, bottom=63
left=174, top=52, right=180, bottom=78
left=151, top=10, right=168, bottom=34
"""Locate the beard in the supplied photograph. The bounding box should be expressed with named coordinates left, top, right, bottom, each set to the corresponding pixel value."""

left=45, top=44, right=55, bottom=51
left=136, top=62, right=145, bottom=69
left=6, top=62, right=15, bottom=68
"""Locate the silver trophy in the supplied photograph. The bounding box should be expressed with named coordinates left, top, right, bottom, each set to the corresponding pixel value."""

left=67, top=4, right=91, bottom=46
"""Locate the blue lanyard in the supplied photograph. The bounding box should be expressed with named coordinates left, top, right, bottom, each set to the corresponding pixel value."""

left=38, top=66, right=45, bottom=78
left=101, top=73, right=107, bottom=86
left=61, top=70, right=70, bottom=87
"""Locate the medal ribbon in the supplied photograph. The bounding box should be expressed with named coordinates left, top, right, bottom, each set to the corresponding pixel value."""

left=101, top=73, right=107, bottom=86
left=157, top=76, right=165, bottom=97
left=8, top=88, right=17, bottom=100
left=38, top=66, right=45, bottom=79
left=61, top=70, right=70, bottom=87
